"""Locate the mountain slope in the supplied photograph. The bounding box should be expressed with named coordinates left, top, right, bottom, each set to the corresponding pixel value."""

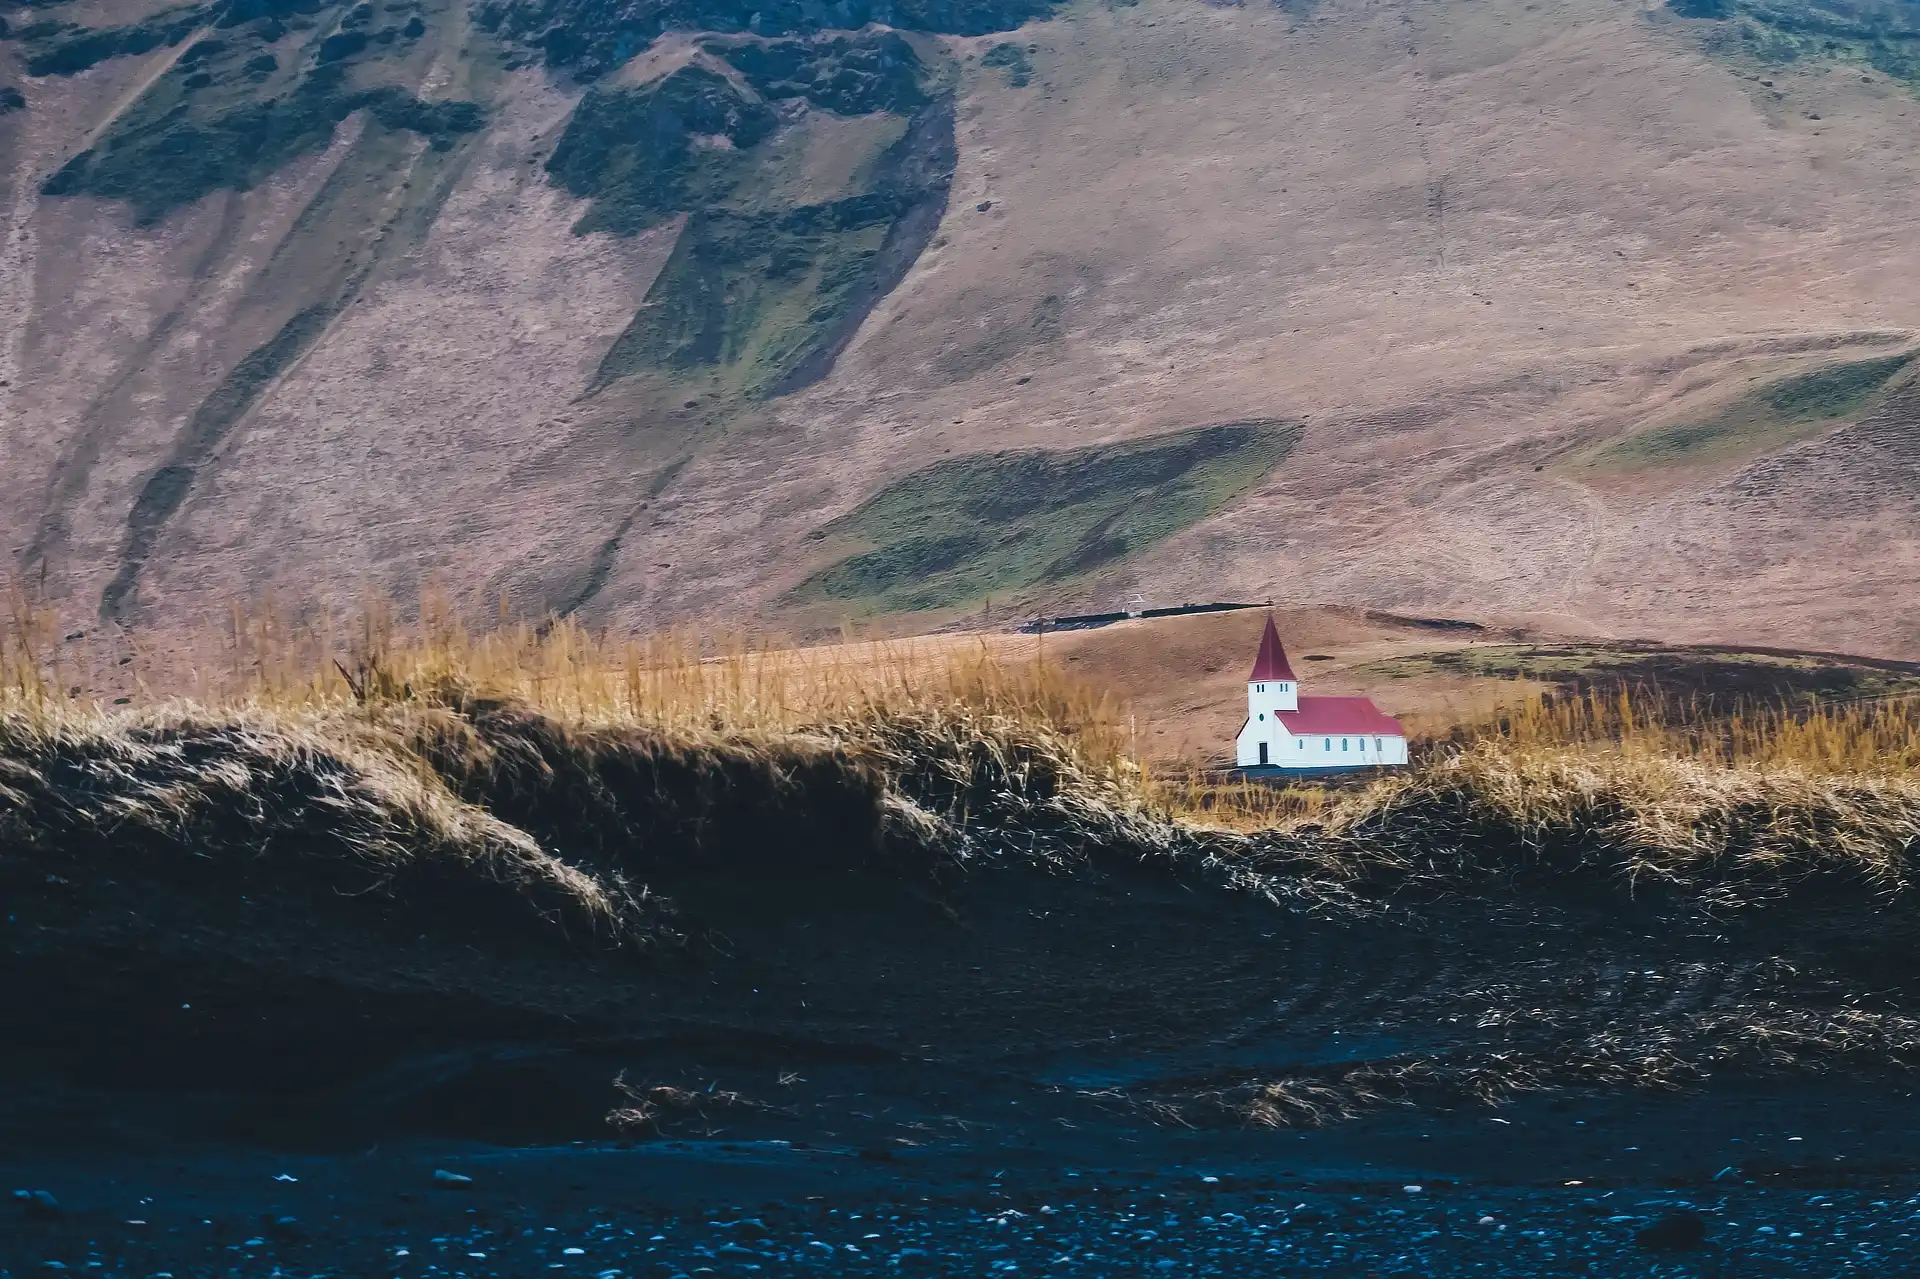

left=3, top=0, right=1920, bottom=651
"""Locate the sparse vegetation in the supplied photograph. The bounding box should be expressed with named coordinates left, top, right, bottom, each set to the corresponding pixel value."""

left=477, top=0, right=1064, bottom=80
left=1678, top=0, right=1920, bottom=85
left=100, top=303, right=351, bottom=621
left=1354, top=640, right=1920, bottom=711
left=1762, top=351, right=1914, bottom=417
left=557, top=39, right=954, bottom=397
left=982, top=42, right=1033, bottom=87
left=33, top=0, right=480, bottom=225
left=934, top=291, right=1065, bottom=382
left=796, top=421, right=1302, bottom=612
left=1587, top=350, right=1915, bottom=471
left=22, top=3, right=211, bottom=77
left=10, top=600, right=1920, bottom=900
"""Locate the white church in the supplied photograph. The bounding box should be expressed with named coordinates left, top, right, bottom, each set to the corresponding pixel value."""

left=1234, top=615, right=1409, bottom=770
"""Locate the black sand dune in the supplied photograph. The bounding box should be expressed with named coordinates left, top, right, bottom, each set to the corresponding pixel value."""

left=5, top=693, right=1920, bottom=1273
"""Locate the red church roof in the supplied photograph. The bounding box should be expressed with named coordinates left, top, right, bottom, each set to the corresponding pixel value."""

left=1277, top=696, right=1404, bottom=738
left=1249, top=614, right=1298, bottom=682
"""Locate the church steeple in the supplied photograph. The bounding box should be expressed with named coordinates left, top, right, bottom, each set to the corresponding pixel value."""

left=1249, top=613, right=1297, bottom=682
left=1248, top=614, right=1299, bottom=712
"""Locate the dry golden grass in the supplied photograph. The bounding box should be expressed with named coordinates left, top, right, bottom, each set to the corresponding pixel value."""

left=1150, top=684, right=1920, bottom=896
left=1443, top=683, right=1920, bottom=774
left=8, top=594, right=1920, bottom=899
left=3, top=595, right=1201, bottom=950
left=1305, top=688, right=1920, bottom=894
left=5, top=591, right=1131, bottom=766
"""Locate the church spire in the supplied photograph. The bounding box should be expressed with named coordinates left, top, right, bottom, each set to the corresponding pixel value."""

left=1249, top=613, right=1298, bottom=682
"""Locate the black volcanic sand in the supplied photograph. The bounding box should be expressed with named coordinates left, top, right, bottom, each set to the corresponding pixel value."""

left=5, top=1079, right=1918, bottom=1275
left=7, top=820, right=1920, bottom=1275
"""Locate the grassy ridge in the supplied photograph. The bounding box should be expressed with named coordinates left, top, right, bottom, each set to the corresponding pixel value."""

left=0, top=607, right=1185, bottom=972
left=12, top=600, right=1920, bottom=889
left=795, top=421, right=1300, bottom=612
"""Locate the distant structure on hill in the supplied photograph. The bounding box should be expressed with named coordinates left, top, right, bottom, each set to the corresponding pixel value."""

left=1234, top=615, right=1408, bottom=770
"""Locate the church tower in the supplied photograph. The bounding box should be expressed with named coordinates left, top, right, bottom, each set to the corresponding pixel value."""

left=1248, top=613, right=1298, bottom=715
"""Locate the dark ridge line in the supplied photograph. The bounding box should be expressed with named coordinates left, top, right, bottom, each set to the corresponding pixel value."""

left=21, top=188, right=244, bottom=589
left=97, top=298, right=343, bottom=624
left=548, top=453, right=693, bottom=622
left=1362, top=610, right=1487, bottom=633
left=766, top=96, right=956, bottom=398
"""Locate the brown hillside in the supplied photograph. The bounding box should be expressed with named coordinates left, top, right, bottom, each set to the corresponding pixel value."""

left=2, top=0, right=1918, bottom=650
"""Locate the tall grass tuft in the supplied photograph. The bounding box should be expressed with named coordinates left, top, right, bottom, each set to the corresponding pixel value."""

left=1305, top=687, right=1920, bottom=890
left=1442, top=683, right=1920, bottom=775
left=1, top=597, right=1171, bottom=927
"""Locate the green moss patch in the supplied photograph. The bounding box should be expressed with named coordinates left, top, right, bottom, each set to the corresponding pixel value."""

left=548, top=34, right=934, bottom=236
left=546, top=66, right=779, bottom=236
left=711, top=31, right=931, bottom=115
left=795, top=421, right=1301, bottom=613
left=543, top=31, right=964, bottom=398
left=594, top=196, right=905, bottom=395
left=1588, top=351, right=1914, bottom=472
left=981, top=42, right=1032, bottom=87
left=43, top=74, right=480, bottom=226
left=565, top=41, right=956, bottom=399
left=34, top=0, right=471, bottom=226
left=478, top=0, right=1063, bottom=81
left=22, top=4, right=213, bottom=77
left=1759, top=352, right=1914, bottom=417
left=1677, top=0, right=1920, bottom=85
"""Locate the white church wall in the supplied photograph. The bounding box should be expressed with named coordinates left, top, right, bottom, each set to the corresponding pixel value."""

left=1236, top=713, right=1409, bottom=770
